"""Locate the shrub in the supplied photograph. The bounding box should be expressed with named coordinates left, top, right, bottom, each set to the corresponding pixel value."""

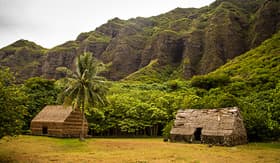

left=191, top=73, right=230, bottom=90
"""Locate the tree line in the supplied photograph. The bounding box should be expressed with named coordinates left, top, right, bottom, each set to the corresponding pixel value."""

left=0, top=53, right=279, bottom=141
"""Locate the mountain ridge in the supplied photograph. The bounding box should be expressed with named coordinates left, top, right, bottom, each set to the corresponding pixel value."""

left=0, top=0, right=279, bottom=82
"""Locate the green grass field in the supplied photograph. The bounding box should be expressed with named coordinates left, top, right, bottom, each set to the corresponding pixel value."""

left=0, top=136, right=279, bottom=163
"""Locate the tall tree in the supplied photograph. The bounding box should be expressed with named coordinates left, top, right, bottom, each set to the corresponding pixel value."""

left=58, top=52, right=108, bottom=140
left=21, top=77, right=58, bottom=131
left=0, top=68, right=26, bottom=138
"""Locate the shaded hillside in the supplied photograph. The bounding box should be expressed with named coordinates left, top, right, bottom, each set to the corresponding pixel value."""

left=0, top=0, right=279, bottom=81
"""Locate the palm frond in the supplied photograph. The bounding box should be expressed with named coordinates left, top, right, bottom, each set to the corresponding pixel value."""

left=59, top=51, right=109, bottom=112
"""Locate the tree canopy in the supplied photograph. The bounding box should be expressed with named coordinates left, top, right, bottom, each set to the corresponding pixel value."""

left=0, top=68, right=26, bottom=138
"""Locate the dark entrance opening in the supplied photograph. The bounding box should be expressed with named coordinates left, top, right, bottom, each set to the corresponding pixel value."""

left=42, top=127, right=48, bottom=134
left=194, top=128, right=202, bottom=141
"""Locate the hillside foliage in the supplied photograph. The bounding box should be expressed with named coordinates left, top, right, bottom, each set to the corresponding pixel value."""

left=0, top=0, right=279, bottom=142
left=0, top=68, right=26, bottom=138
left=1, top=0, right=279, bottom=81
left=0, top=31, right=279, bottom=141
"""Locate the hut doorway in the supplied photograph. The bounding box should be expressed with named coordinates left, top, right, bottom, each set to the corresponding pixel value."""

left=194, top=128, right=202, bottom=141
left=42, top=127, right=48, bottom=134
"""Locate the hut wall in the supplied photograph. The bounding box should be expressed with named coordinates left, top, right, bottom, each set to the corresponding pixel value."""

left=170, top=135, right=193, bottom=143
left=201, top=116, right=247, bottom=146
left=230, top=113, right=247, bottom=145
left=62, top=110, right=88, bottom=137
left=202, top=134, right=247, bottom=146
left=31, top=122, right=64, bottom=137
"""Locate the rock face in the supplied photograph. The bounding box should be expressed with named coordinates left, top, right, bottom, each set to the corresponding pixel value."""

left=170, top=107, right=247, bottom=146
left=0, top=40, right=46, bottom=82
left=42, top=41, right=78, bottom=79
left=0, top=0, right=279, bottom=82
left=250, top=0, right=280, bottom=47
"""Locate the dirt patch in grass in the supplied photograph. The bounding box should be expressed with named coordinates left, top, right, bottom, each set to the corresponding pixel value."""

left=0, top=136, right=279, bottom=162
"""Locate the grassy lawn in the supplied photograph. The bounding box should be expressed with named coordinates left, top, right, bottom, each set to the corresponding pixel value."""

left=0, top=136, right=279, bottom=163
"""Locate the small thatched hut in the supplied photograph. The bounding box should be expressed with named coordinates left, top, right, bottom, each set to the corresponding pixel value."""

left=170, top=107, right=247, bottom=146
left=30, top=105, right=88, bottom=138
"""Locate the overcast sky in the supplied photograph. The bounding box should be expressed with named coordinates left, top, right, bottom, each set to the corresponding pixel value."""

left=0, top=0, right=215, bottom=49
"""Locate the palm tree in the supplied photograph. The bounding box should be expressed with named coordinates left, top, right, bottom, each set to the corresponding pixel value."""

left=59, top=52, right=108, bottom=140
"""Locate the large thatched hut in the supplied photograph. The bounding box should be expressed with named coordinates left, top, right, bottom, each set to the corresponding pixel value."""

left=30, top=105, right=88, bottom=138
left=170, top=107, right=247, bottom=146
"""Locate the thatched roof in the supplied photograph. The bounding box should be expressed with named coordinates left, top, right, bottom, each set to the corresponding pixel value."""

left=32, top=105, right=73, bottom=122
left=171, top=107, right=244, bottom=136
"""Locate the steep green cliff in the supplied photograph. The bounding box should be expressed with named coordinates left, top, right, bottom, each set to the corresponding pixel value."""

left=0, top=0, right=279, bottom=81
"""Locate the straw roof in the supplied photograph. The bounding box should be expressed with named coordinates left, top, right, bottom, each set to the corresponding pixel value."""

left=32, top=105, right=73, bottom=122
left=171, top=107, right=245, bottom=136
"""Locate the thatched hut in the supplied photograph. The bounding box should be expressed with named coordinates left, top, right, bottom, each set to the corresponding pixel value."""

left=30, top=105, right=88, bottom=138
left=170, top=107, right=247, bottom=146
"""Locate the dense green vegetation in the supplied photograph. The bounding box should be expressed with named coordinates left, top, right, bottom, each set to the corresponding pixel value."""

left=0, top=68, right=26, bottom=138
left=21, top=77, right=59, bottom=131
left=87, top=80, right=192, bottom=136
left=89, top=31, right=279, bottom=141
left=0, top=71, right=58, bottom=137
left=0, top=31, right=279, bottom=142
left=188, top=31, right=280, bottom=141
